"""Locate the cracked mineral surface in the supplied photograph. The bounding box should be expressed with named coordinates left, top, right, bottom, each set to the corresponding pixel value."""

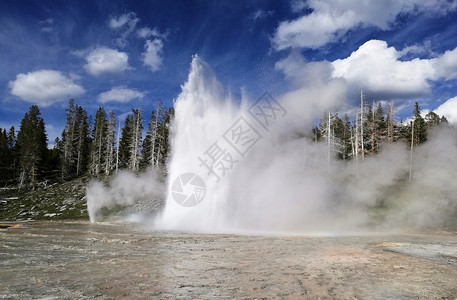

left=1, top=222, right=457, bottom=299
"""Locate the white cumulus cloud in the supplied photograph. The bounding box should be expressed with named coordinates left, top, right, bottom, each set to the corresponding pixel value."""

left=435, top=47, right=457, bottom=80
left=84, top=47, right=131, bottom=76
left=9, top=70, right=85, bottom=106
left=331, top=40, right=457, bottom=99
left=98, top=86, right=145, bottom=104
left=273, top=0, right=457, bottom=50
left=142, top=39, right=163, bottom=72
left=434, top=97, right=457, bottom=124
left=275, top=51, right=334, bottom=87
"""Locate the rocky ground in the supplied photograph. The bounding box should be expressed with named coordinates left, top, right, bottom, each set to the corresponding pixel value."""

left=1, top=221, right=457, bottom=299
left=0, top=177, right=89, bottom=222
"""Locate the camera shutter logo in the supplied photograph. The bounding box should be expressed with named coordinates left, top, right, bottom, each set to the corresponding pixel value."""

left=171, top=173, right=206, bottom=207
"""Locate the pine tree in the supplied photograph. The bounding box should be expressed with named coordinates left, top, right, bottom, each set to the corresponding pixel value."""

left=75, top=106, right=90, bottom=176
left=0, top=129, right=9, bottom=185
left=43, top=145, right=61, bottom=182
left=60, top=99, right=90, bottom=179
left=141, top=110, right=157, bottom=169
left=104, top=111, right=116, bottom=175
left=119, top=115, right=132, bottom=169
left=7, top=126, right=16, bottom=149
left=2, top=126, right=19, bottom=184
left=319, top=112, right=344, bottom=161
left=16, top=105, right=48, bottom=190
left=425, top=111, right=441, bottom=129
left=370, top=102, right=386, bottom=153
left=386, top=102, right=397, bottom=142
left=312, top=126, right=321, bottom=142
left=61, top=99, right=77, bottom=178
left=128, top=109, right=143, bottom=172
left=89, top=107, right=107, bottom=176
left=158, top=107, right=174, bottom=166
left=139, top=103, right=172, bottom=170
left=331, top=113, right=346, bottom=160
left=364, top=102, right=375, bottom=153
left=411, top=102, right=427, bottom=145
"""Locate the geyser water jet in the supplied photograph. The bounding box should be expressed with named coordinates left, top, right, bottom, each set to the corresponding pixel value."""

left=83, top=55, right=455, bottom=234
left=154, top=55, right=363, bottom=234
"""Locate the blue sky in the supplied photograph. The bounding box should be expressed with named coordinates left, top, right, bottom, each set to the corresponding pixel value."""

left=1, top=0, right=457, bottom=143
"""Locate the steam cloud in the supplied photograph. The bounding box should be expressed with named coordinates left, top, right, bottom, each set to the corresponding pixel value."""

left=154, top=55, right=457, bottom=234
left=86, top=168, right=165, bottom=222
left=87, top=55, right=457, bottom=234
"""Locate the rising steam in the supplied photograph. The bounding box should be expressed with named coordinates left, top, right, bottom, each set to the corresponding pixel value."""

left=154, top=55, right=457, bottom=234
left=86, top=168, right=165, bottom=222
left=87, top=55, right=457, bottom=234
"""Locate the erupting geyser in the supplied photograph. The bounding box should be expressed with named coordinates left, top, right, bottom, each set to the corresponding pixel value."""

left=153, top=55, right=457, bottom=234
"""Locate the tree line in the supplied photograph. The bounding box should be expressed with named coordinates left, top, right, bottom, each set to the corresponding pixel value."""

left=0, top=96, right=451, bottom=189
left=0, top=99, right=174, bottom=190
left=313, top=100, right=449, bottom=161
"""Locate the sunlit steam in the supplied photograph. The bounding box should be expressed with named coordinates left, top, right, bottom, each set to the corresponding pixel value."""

left=86, top=168, right=164, bottom=222
left=153, top=55, right=457, bottom=234
left=87, top=55, right=457, bottom=234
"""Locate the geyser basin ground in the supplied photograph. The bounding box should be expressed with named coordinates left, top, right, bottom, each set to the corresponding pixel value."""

left=1, top=222, right=457, bottom=299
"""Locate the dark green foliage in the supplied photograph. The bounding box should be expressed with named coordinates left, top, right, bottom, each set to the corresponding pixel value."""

left=119, top=114, right=132, bottom=169
left=0, top=100, right=175, bottom=221
left=425, top=111, right=441, bottom=128
left=60, top=99, right=90, bottom=179
left=411, top=102, right=427, bottom=145
left=141, top=104, right=174, bottom=170
left=318, top=112, right=351, bottom=160
left=374, top=103, right=386, bottom=132
left=425, top=111, right=449, bottom=132
left=104, top=111, right=116, bottom=175
left=157, top=107, right=174, bottom=166
left=16, top=105, right=48, bottom=189
left=7, top=126, right=16, bottom=149
left=385, top=103, right=398, bottom=142
left=89, top=107, right=108, bottom=176
left=128, top=109, right=143, bottom=172
left=42, top=147, right=61, bottom=181
left=0, top=129, right=10, bottom=184
left=312, top=126, right=321, bottom=142
left=366, top=103, right=387, bottom=153
left=316, top=100, right=449, bottom=160
left=1, top=99, right=171, bottom=186
left=140, top=110, right=157, bottom=169
left=75, top=106, right=90, bottom=176
left=331, top=113, right=348, bottom=159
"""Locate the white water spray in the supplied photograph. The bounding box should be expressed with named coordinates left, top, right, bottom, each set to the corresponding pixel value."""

left=155, top=56, right=360, bottom=233
left=153, top=55, right=457, bottom=234
left=84, top=55, right=457, bottom=233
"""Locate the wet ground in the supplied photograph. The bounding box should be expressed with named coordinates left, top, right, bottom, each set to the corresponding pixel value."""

left=1, top=222, right=457, bottom=299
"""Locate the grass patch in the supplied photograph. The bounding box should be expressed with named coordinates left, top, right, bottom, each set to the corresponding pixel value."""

left=0, top=176, right=90, bottom=222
